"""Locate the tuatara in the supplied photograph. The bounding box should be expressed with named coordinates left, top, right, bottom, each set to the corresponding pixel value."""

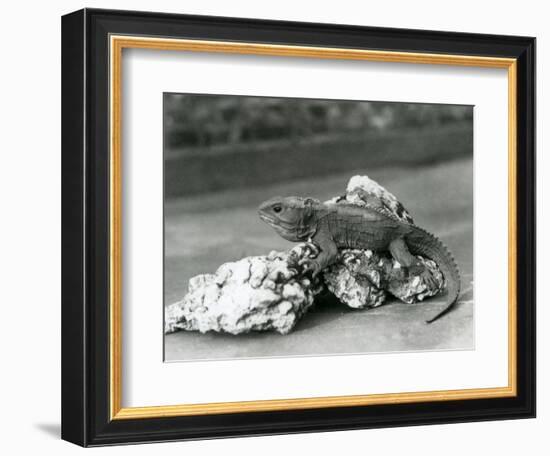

left=258, top=196, right=460, bottom=323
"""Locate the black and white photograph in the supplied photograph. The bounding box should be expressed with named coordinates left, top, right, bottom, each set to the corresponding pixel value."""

left=163, top=93, right=474, bottom=362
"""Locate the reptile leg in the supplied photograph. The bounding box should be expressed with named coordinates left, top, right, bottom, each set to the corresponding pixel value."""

left=388, top=237, right=436, bottom=288
left=302, top=233, right=339, bottom=277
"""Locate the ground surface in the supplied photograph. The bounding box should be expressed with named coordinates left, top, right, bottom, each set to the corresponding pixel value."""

left=164, top=158, right=473, bottom=361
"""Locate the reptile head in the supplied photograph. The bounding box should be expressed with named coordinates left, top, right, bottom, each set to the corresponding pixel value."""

left=258, top=196, right=318, bottom=242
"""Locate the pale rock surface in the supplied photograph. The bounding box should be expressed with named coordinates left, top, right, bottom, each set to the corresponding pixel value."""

left=165, top=244, right=322, bottom=335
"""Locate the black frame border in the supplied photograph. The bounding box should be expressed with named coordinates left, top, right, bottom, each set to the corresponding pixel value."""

left=61, top=8, right=535, bottom=447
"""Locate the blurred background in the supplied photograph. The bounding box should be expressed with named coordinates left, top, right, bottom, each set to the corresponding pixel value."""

left=164, top=93, right=474, bottom=361
left=164, top=94, right=472, bottom=198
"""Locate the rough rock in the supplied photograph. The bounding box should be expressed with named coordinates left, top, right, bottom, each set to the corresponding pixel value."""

left=323, top=249, right=444, bottom=309
left=165, top=244, right=322, bottom=335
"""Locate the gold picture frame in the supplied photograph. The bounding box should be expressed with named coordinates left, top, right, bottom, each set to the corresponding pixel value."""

left=110, top=36, right=517, bottom=420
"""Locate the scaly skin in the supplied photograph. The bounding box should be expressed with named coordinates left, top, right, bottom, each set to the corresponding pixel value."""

left=258, top=196, right=461, bottom=323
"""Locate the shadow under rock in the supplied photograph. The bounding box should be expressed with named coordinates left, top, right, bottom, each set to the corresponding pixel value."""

left=290, top=291, right=366, bottom=333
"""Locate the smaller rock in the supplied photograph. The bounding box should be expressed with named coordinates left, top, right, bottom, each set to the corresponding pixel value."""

left=324, top=250, right=444, bottom=309
left=323, top=250, right=388, bottom=309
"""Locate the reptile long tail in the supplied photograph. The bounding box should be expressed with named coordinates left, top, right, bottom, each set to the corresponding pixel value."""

left=406, top=226, right=461, bottom=323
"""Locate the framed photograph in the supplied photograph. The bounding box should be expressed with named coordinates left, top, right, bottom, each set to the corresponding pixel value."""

left=61, top=8, right=535, bottom=446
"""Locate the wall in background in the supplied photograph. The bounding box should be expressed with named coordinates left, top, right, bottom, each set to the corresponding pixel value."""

left=164, top=94, right=472, bottom=197
left=0, top=1, right=545, bottom=455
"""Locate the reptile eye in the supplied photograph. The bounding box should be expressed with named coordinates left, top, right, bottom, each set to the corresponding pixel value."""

left=273, top=205, right=282, bottom=213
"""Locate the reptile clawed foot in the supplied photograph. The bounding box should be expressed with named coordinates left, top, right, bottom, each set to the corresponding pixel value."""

left=420, top=270, right=438, bottom=290
left=409, top=264, right=438, bottom=290
left=299, top=258, right=322, bottom=278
